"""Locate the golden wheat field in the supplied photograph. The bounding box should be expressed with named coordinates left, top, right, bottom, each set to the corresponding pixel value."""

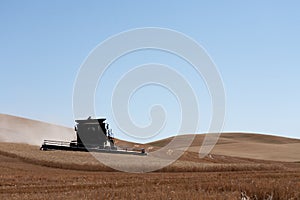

left=0, top=114, right=300, bottom=199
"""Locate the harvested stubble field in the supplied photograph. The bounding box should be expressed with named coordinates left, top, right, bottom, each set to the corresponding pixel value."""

left=0, top=114, right=300, bottom=199
left=0, top=142, right=300, bottom=200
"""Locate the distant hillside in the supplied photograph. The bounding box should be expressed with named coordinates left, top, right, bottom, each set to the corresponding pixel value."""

left=148, top=133, right=300, bottom=162
left=1, top=113, right=299, bottom=162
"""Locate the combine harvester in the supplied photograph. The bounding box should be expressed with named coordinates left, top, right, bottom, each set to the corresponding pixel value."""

left=40, top=117, right=146, bottom=156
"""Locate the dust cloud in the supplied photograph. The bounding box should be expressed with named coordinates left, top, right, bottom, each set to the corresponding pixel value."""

left=0, top=114, right=75, bottom=146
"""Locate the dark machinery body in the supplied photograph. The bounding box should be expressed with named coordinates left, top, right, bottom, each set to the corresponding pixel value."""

left=41, top=117, right=146, bottom=155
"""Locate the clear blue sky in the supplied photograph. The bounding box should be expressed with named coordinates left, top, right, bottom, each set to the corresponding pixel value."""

left=1, top=1, right=299, bottom=141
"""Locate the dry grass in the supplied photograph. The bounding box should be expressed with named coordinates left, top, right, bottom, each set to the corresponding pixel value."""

left=0, top=143, right=286, bottom=173
left=0, top=143, right=300, bottom=199
left=0, top=153, right=299, bottom=200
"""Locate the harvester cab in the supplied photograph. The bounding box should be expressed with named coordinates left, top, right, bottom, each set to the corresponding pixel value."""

left=71, top=117, right=116, bottom=150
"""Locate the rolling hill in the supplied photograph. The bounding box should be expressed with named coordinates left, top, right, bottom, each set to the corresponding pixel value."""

left=0, top=113, right=300, bottom=163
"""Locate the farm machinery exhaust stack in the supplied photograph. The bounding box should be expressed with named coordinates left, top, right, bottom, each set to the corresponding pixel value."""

left=40, top=117, right=146, bottom=155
